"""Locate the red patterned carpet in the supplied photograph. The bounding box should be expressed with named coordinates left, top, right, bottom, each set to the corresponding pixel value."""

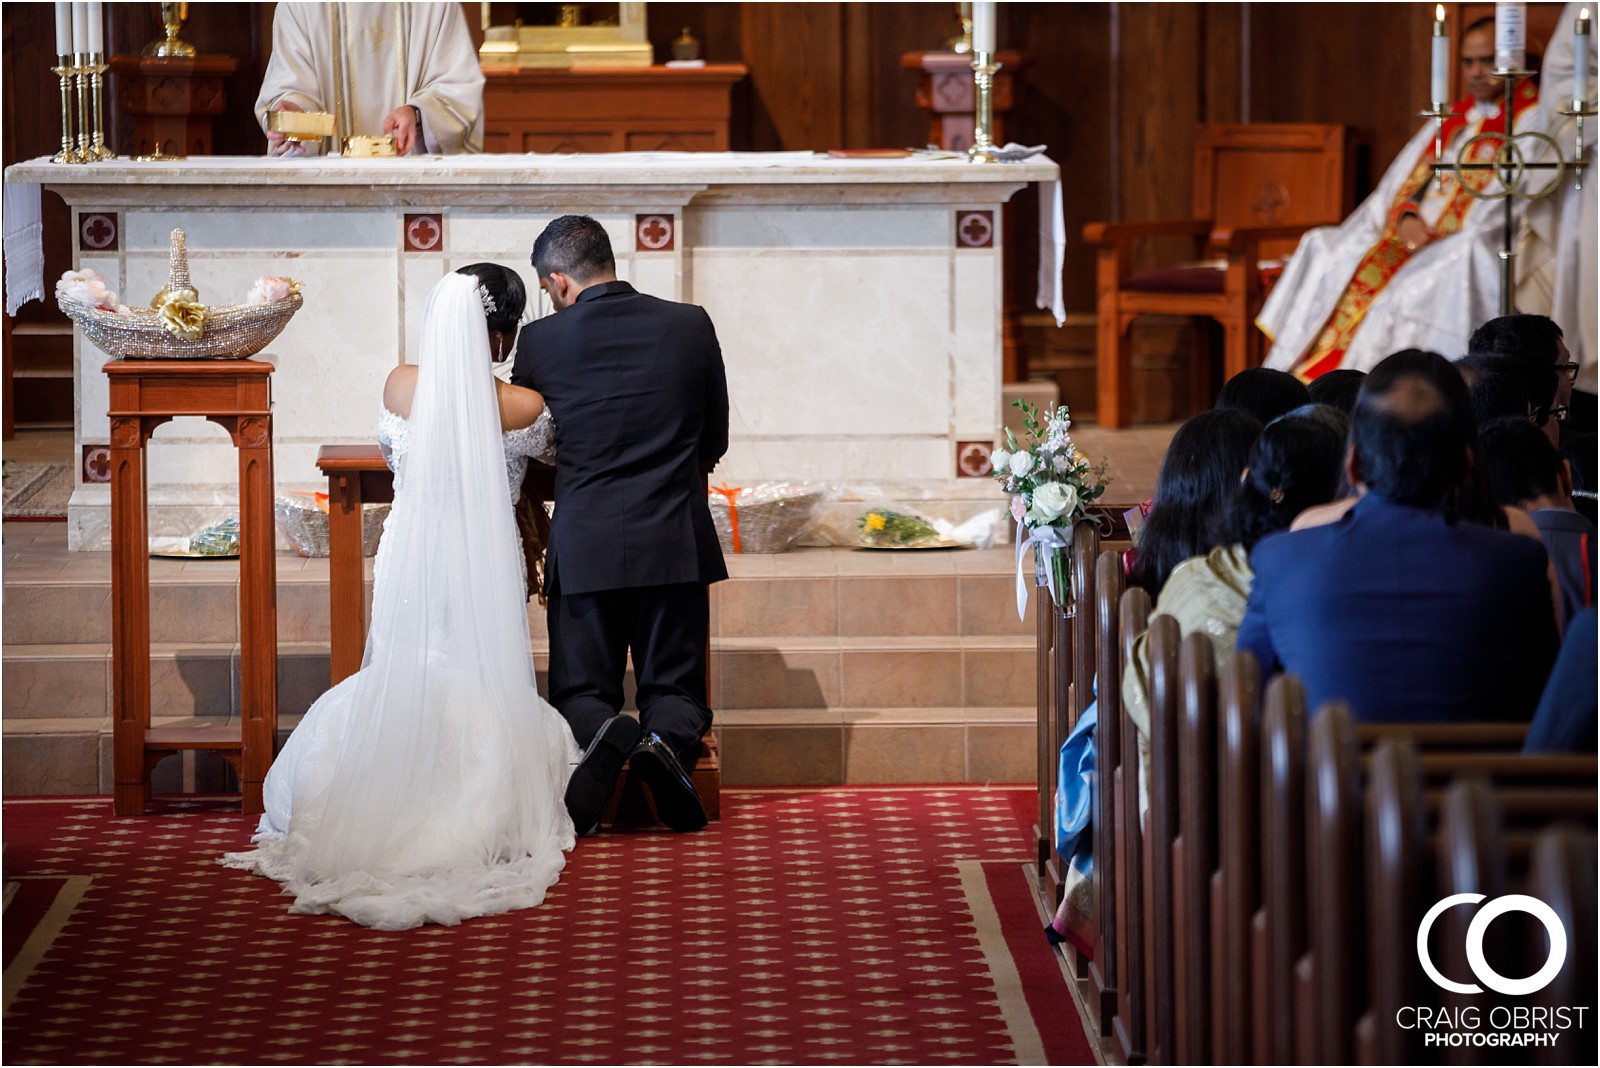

left=2, top=786, right=1094, bottom=1065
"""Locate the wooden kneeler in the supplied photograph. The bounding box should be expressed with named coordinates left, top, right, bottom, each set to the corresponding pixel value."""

left=603, top=733, right=722, bottom=829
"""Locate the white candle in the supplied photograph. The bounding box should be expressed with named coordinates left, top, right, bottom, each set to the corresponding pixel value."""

left=1495, top=1, right=1527, bottom=70
left=53, top=3, right=72, bottom=56
left=85, top=2, right=102, bottom=55
left=71, top=2, right=87, bottom=56
left=1577, top=10, right=1591, bottom=106
left=1432, top=5, right=1450, bottom=105
left=973, top=2, right=996, bottom=54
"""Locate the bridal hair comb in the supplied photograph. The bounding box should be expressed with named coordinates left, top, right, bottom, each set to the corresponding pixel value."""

left=477, top=284, right=497, bottom=316
left=1268, top=487, right=1286, bottom=504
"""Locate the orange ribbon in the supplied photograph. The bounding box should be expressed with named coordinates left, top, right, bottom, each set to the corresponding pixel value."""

left=711, top=483, right=743, bottom=553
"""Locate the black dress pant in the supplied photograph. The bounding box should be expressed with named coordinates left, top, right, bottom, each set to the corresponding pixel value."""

left=547, top=581, right=712, bottom=762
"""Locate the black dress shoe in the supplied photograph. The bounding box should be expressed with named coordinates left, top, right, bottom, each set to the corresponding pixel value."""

left=630, top=732, right=708, bottom=832
left=564, top=715, right=642, bottom=836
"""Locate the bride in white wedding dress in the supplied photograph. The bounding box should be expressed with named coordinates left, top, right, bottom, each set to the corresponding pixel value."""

left=223, top=266, right=581, bottom=930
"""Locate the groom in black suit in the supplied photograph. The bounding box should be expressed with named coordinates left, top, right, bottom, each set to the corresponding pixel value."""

left=512, top=215, right=729, bottom=835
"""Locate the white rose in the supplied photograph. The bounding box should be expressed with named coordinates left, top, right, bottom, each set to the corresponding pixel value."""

left=1027, top=481, right=1078, bottom=524
left=990, top=448, right=1011, bottom=473
left=1008, top=451, right=1034, bottom=478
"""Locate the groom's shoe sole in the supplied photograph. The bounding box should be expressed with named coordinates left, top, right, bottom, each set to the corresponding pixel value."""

left=631, top=733, right=709, bottom=832
left=565, top=715, right=642, bottom=836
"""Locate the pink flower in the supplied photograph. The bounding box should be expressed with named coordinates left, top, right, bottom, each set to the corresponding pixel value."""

left=245, top=275, right=299, bottom=305
left=1010, top=495, right=1027, bottom=523
left=55, top=269, right=119, bottom=311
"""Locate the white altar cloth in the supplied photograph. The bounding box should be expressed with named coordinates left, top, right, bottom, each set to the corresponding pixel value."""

left=4, top=151, right=1059, bottom=550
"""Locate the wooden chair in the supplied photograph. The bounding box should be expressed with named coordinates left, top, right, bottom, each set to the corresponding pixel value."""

left=1083, top=123, right=1351, bottom=427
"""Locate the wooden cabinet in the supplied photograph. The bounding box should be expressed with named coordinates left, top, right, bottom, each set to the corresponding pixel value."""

left=482, top=65, right=746, bottom=153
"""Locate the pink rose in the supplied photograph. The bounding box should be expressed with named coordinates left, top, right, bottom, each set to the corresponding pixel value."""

left=245, top=276, right=298, bottom=305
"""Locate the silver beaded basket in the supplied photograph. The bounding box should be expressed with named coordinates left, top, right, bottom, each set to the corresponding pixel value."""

left=57, top=229, right=302, bottom=360
left=708, top=482, right=828, bottom=554
left=274, top=494, right=389, bottom=558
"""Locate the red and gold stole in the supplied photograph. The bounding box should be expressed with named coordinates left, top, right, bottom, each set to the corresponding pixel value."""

left=1293, top=80, right=1539, bottom=381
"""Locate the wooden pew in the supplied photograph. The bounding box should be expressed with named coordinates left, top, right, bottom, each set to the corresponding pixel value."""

left=1144, top=614, right=1183, bottom=1064
left=1213, top=650, right=1263, bottom=1065
left=1349, top=731, right=1597, bottom=1065
left=1111, top=585, right=1151, bottom=1064
left=1175, top=631, right=1218, bottom=1065
left=1530, top=826, right=1598, bottom=1067
left=1257, top=675, right=1308, bottom=1066
left=1088, top=549, right=1127, bottom=1035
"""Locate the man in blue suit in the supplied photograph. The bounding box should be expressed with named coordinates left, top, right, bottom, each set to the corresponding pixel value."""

left=1236, top=351, right=1558, bottom=723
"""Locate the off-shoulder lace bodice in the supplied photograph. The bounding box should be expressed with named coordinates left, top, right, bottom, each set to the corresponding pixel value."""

left=377, top=405, right=555, bottom=499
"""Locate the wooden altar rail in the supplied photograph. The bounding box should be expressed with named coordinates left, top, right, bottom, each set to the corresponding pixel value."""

left=1037, top=545, right=1599, bottom=1065
left=312, top=446, right=721, bottom=825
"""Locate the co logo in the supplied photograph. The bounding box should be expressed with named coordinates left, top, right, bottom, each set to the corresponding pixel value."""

left=1417, top=893, right=1567, bottom=996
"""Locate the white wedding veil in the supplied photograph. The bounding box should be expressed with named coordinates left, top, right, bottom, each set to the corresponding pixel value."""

left=228, top=271, right=575, bottom=928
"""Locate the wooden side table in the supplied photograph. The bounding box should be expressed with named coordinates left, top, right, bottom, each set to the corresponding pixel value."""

left=108, top=55, right=238, bottom=158
left=106, top=359, right=277, bottom=815
left=900, top=51, right=1025, bottom=154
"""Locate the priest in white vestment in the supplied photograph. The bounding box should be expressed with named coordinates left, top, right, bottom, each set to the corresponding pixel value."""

left=255, top=2, right=484, bottom=156
left=1523, top=3, right=1598, bottom=408
left=1260, top=18, right=1541, bottom=379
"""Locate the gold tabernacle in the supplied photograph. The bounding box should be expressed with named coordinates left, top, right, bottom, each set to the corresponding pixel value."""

left=341, top=135, right=398, bottom=158
left=267, top=110, right=335, bottom=142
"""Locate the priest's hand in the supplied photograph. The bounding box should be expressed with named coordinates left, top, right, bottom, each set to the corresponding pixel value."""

left=1397, top=214, right=1433, bottom=253
left=384, top=105, right=423, bottom=155
left=266, top=101, right=306, bottom=158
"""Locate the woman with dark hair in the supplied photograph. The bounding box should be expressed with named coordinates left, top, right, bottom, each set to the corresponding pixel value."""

left=1215, top=366, right=1311, bottom=426
left=225, top=264, right=581, bottom=929
left=1305, top=368, right=1365, bottom=414
left=1134, top=408, right=1262, bottom=596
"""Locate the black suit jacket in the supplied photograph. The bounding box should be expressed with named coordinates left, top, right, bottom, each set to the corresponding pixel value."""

left=511, top=280, right=729, bottom=596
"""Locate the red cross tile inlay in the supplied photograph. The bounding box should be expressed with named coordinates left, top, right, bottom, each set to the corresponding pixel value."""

left=403, top=214, right=443, bottom=252
left=956, top=211, right=994, bottom=249
left=956, top=441, right=994, bottom=478
left=636, top=214, right=675, bottom=252
left=79, top=213, right=118, bottom=252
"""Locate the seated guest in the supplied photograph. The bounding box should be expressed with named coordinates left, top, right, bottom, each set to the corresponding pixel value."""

left=1306, top=369, right=1365, bottom=414
left=1259, top=17, right=1542, bottom=378
left=1236, top=351, right=1558, bottom=723
left=1457, top=353, right=1532, bottom=426
left=1468, top=314, right=1572, bottom=437
left=1478, top=416, right=1596, bottom=627
left=1215, top=367, right=1310, bottom=427
left=1134, top=409, right=1261, bottom=597
left=1524, top=607, right=1598, bottom=753
left=1124, top=404, right=1348, bottom=743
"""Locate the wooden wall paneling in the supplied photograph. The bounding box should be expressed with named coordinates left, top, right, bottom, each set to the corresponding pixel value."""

left=1202, top=2, right=1244, bottom=125
left=1248, top=3, right=1424, bottom=204
left=648, top=3, right=746, bottom=66
left=1005, top=2, right=1115, bottom=319
left=871, top=3, right=961, bottom=152
left=740, top=2, right=844, bottom=151
left=1116, top=2, right=1204, bottom=274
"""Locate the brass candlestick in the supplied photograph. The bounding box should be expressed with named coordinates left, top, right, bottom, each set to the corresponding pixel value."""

left=968, top=50, right=1001, bottom=163
left=89, top=53, right=116, bottom=160
left=51, top=54, right=79, bottom=164
left=73, top=53, right=93, bottom=164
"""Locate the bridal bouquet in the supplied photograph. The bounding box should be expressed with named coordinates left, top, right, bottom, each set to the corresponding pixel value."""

left=991, top=399, right=1109, bottom=615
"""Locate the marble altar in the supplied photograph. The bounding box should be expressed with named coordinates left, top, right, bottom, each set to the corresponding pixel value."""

left=3, top=152, right=1058, bottom=549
